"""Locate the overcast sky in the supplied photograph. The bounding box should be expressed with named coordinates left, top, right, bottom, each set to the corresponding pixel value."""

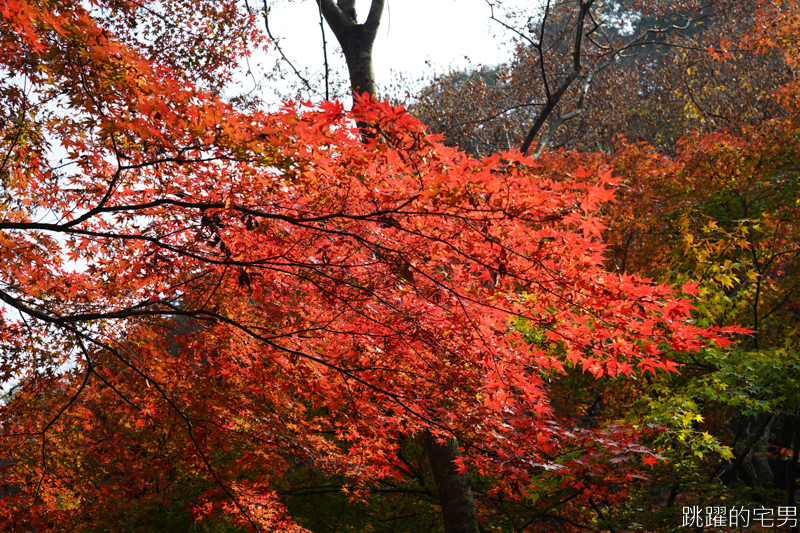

left=246, top=0, right=528, bottom=103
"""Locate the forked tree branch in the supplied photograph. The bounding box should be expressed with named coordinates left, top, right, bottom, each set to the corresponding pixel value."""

left=520, top=1, right=719, bottom=157
left=532, top=57, right=612, bottom=158
left=317, top=0, right=385, bottom=96
left=520, top=0, right=595, bottom=155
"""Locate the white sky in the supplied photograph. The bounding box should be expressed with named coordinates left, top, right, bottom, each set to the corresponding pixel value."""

left=247, top=0, right=528, bottom=103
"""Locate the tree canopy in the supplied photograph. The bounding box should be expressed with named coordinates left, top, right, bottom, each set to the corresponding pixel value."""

left=1, top=0, right=797, bottom=532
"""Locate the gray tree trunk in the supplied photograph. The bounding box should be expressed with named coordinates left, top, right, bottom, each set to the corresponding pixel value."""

left=424, top=432, right=481, bottom=533
left=316, top=4, right=482, bottom=530
left=317, top=0, right=383, bottom=97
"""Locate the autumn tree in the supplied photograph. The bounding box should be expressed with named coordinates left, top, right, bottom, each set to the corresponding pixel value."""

left=0, top=1, right=747, bottom=532
left=384, top=0, right=800, bottom=529
left=268, top=2, right=790, bottom=530
left=413, top=0, right=789, bottom=157
left=416, top=0, right=800, bottom=527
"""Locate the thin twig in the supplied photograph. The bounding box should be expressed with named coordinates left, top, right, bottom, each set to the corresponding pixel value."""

left=317, top=2, right=330, bottom=100
left=262, top=0, right=317, bottom=97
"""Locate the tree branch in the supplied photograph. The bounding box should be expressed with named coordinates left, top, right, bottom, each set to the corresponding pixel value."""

left=532, top=57, right=613, bottom=158
left=317, top=2, right=330, bottom=100
left=520, top=0, right=594, bottom=155
left=317, top=0, right=350, bottom=36
left=364, top=0, right=386, bottom=37
left=262, top=0, right=317, bottom=96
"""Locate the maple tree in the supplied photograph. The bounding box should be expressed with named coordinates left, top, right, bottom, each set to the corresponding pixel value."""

left=0, top=0, right=746, bottom=532
left=399, top=0, right=800, bottom=529
left=543, top=1, right=800, bottom=527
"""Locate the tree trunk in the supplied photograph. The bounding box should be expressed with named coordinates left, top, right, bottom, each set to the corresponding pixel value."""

left=424, top=432, right=481, bottom=533
left=319, top=5, right=481, bottom=530
left=338, top=29, right=376, bottom=97
left=317, top=0, right=384, bottom=97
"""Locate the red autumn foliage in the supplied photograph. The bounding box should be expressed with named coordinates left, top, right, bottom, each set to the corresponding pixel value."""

left=0, top=1, right=743, bottom=530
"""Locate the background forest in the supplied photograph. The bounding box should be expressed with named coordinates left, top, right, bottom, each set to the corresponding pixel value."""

left=0, top=0, right=798, bottom=532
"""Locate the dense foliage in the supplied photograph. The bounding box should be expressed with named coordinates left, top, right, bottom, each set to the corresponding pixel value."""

left=1, top=0, right=797, bottom=532
left=409, top=0, right=800, bottom=530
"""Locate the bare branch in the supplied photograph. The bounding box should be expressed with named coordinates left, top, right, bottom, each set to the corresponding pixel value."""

left=520, top=0, right=595, bottom=155
left=532, top=57, right=613, bottom=158
left=317, top=2, right=330, bottom=100
left=262, top=0, right=318, bottom=97
left=444, top=101, right=546, bottom=130
left=317, top=0, right=350, bottom=36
